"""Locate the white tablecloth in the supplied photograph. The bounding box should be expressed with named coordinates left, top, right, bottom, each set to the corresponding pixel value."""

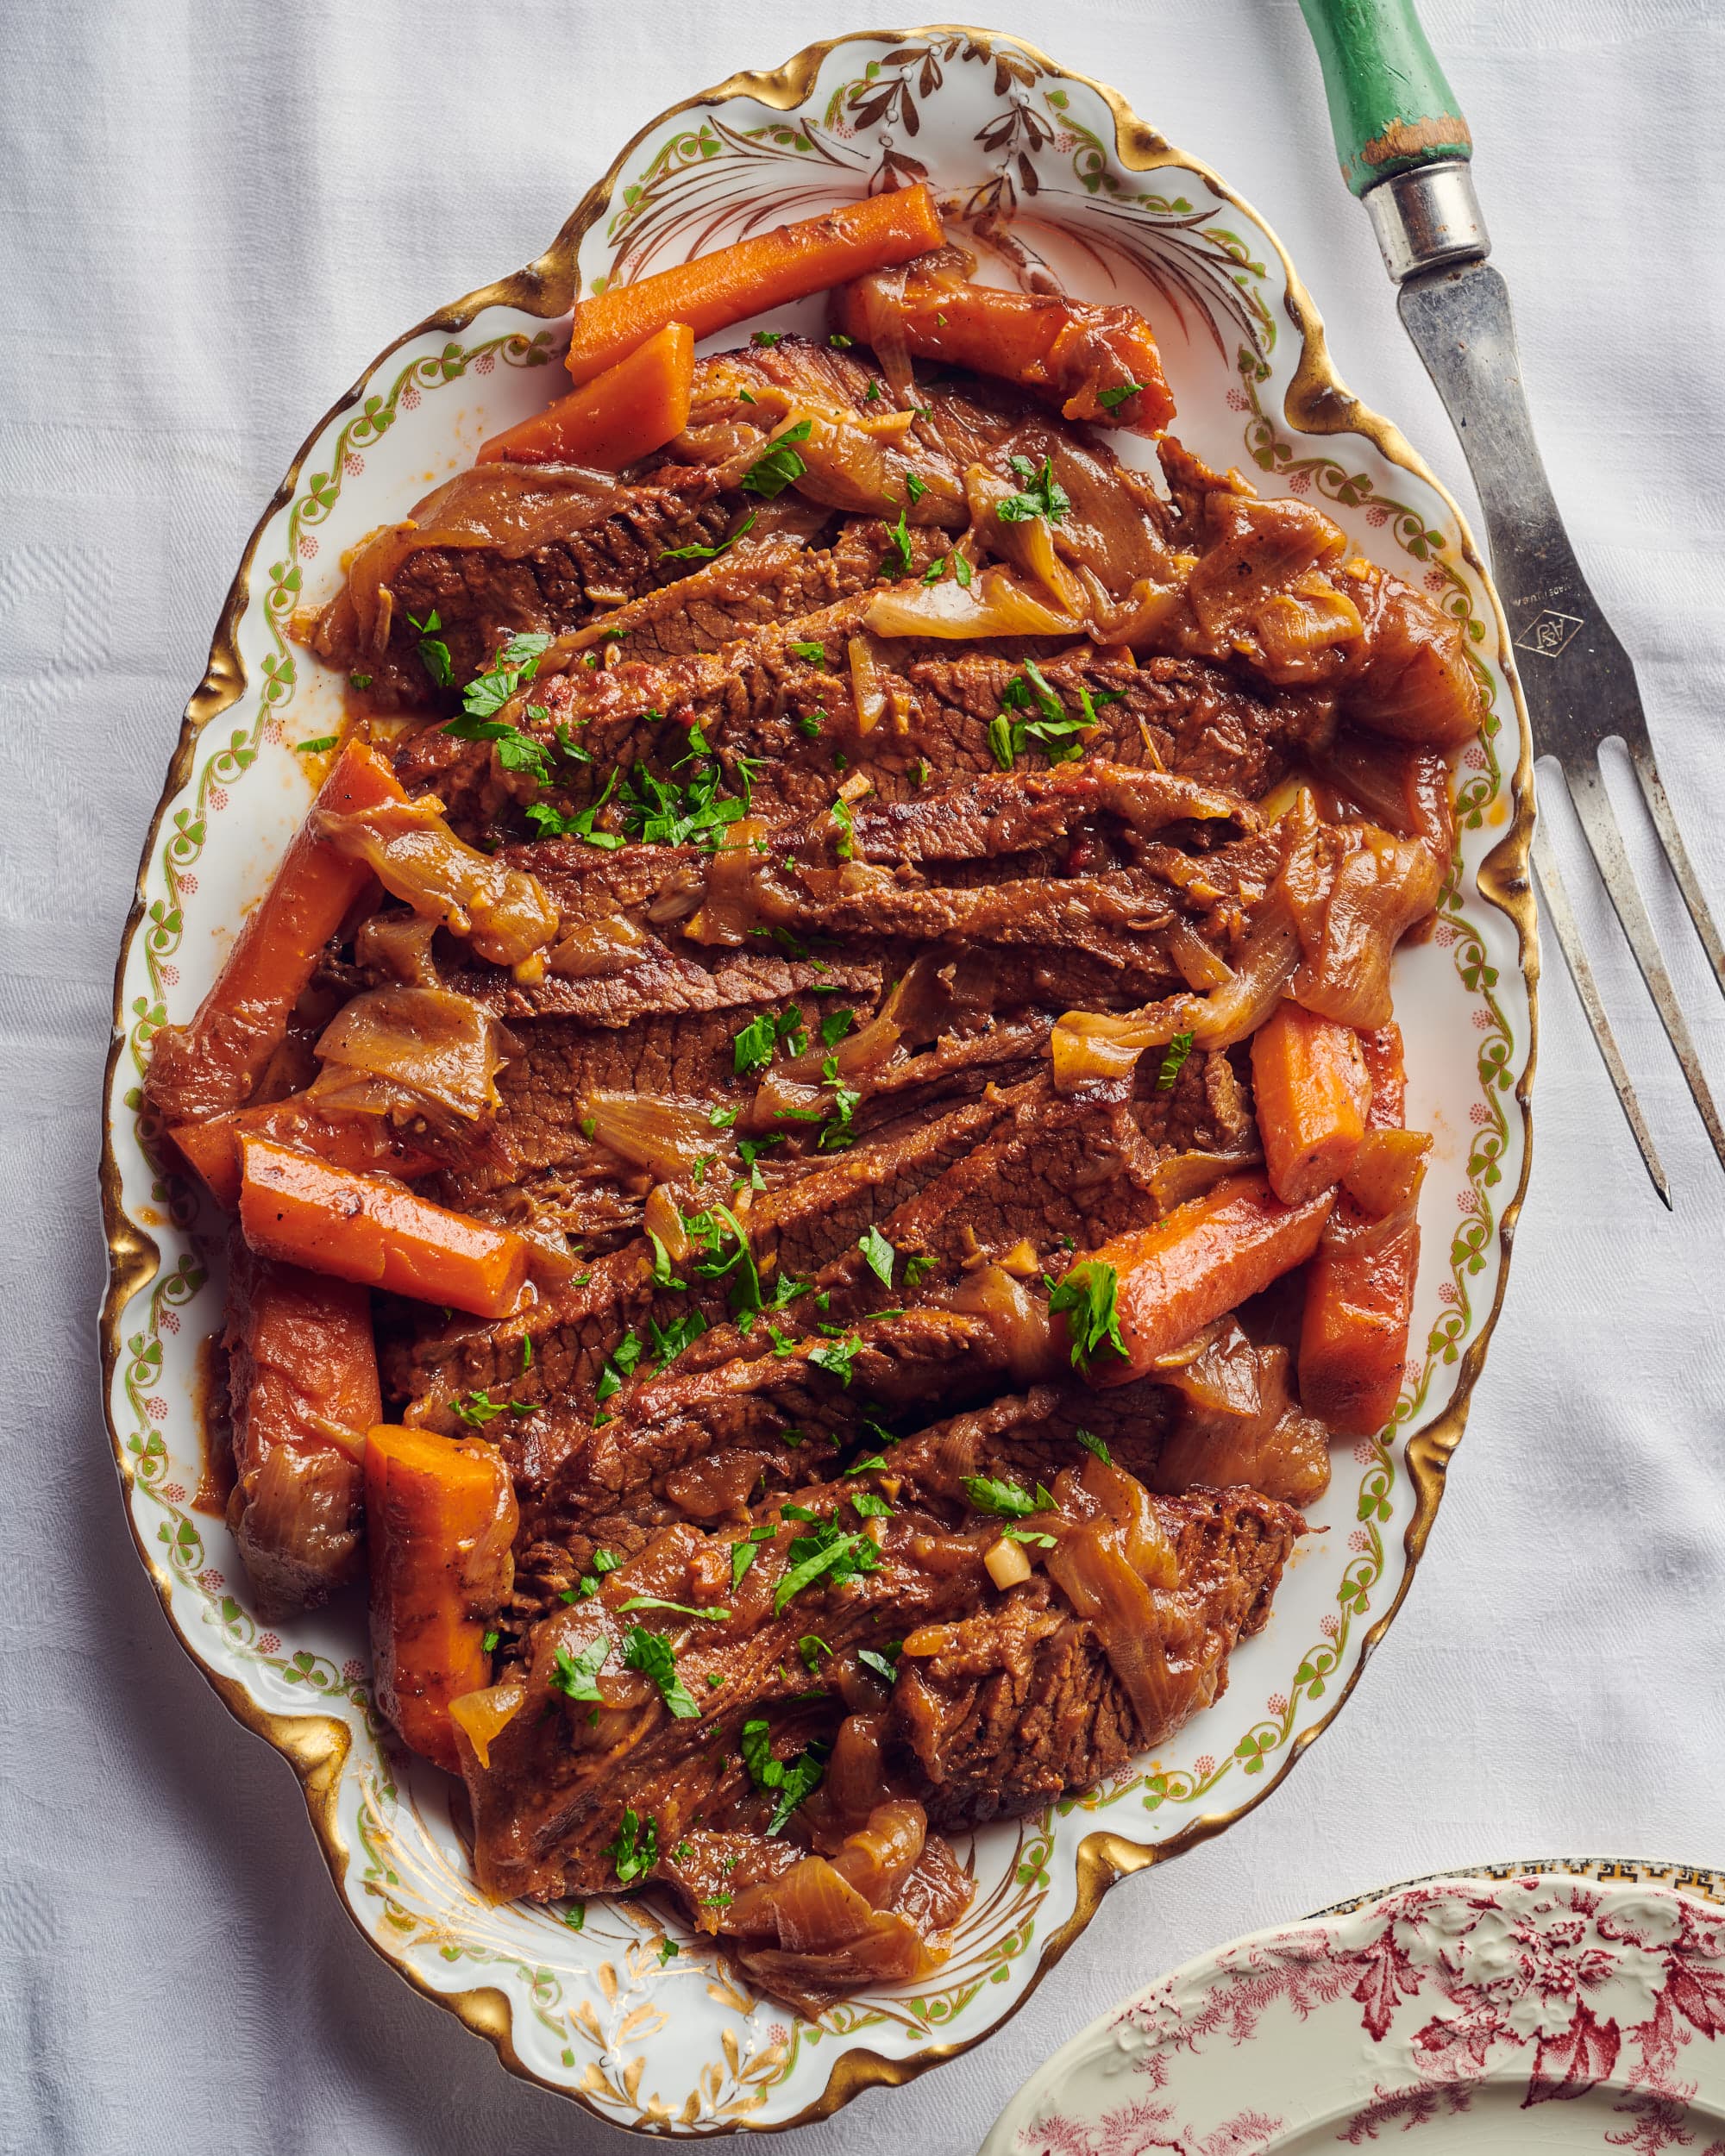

left=3, top=2, right=1722, bottom=2149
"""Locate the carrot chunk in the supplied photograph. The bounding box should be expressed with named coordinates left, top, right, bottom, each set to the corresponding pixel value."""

left=144, top=739, right=406, bottom=1127
left=830, top=273, right=1176, bottom=433
left=1298, top=1021, right=1431, bottom=1435
left=1250, top=1000, right=1371, bottom=1205
left=565, top=184, right=945, bottom=385
left=478, top=321, right=693, bottom=467
left=173, top=1097, right=438, bottom=1209
left=225, top=1238, right=380, bottom=1619
left=237, top=1136, right=530, bottom=1319
left=366, top=1423, right=518, bottom=1771
left=1065, top=1172, right=1333, bottom=1385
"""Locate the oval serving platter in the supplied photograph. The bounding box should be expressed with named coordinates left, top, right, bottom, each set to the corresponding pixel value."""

left=100, top=27, right=1537, bottom=2134
left=982, top=1859, right=1725, bottom=2155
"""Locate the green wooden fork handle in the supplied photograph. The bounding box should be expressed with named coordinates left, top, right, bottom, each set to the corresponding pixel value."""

left=1297, top=0, right=1472, bottom=198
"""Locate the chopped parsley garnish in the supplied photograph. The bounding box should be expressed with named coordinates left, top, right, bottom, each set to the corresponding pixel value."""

left=594, top=1330, right=644, bottom=1404
left=602, top=1806, right=658, bottom=1883
left=740, top=421, right=812, bottom=499
left=524, top=765, right=626, bottom=849
left=407, top=609, right=453, bottom=687
left=828, top=331, right=853, bottom=348
left=1095, top=380, right=1144, bottom=412
left=481, top=1628, right=500, bottom=1653
left=774, top=1515, right=879, bottom=1612
left=788, top=639, right=827, bottom=666
left=1002, top=1525, right=1057, bottom=1547
left=733, top=1004, right=806, bottom=1076
left=849, top=1489, right=893, bottom=1520
left=857, top=1225, right=895, bottom=1288
left=805, top=1332, right=863, bottom=1388
left=660, top=510, right=756, bottom=562
left=794, top=706, right=825, bottom=739
left=645, top=1306, right=707, bottom=1365
left=797, top=1633, right=832, bottom=1671
left=882, top=506, right=913, bottom=580
left=455, top=1388, right=510, bottom=1427
left=741, top=1718, right=828, bottom=1834
left=591, top=1549, right=621, bottom=1576
left=750, top=329, right=785, bottom=348
left=988, top=661, right=1110, bottom=770
left=618, top=742, right=750, bottom=850
left=830, top=793, right=856, bottom=862
left=294, top=736, right=338, bottom=755
left=1075, top=1426, right=1113, bottom=1465
left=857, top=1645, right=900, bottom=1685
left=731, top=1522, right=777, bottom=1590
left=1157, top=1032, right=1196, bottom=1089
left=550, top=1638, right=611, bottom=1702
left=1047, top=1261, right=1127, bottom=1371
left=348, top=673, right=373, bottom=690
left=617, top=1595, right=731, bottom=1620
left=623, top=1625, right=701, bottom=1719
left=736, top=1131, right=783, bottom=1190
left=441, top=632, right=557, bottom=780
left=962, top=1472, right=1054, bottom=1519
left=995, top=454, right=1071, bottom=524
left=904, top=472, right=927, bottom=503
left=648, top=1231, right=685, bottom=1290
left=658, top=1938, right=680, bottom=1965
left=819, top=1008, right=856, bottom=1049
left=562, top=1902, right=585, bottom=1930
left=901, top=1251, right=935, bottom=1287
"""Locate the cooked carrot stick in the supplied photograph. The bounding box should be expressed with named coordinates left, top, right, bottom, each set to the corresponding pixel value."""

left=173, top=1098, right=439, bottom=1209
left=830, top=273, right=1176, bottom=433
left=225, top=1238, right=380, bottom=1619
left=1066, top=1172, right=1333, bottom=1385
left=237, top=1136, right=530, bottom=1319
left=144, top=740, right=405, bottom=1127
left=1251, top=1000, right=1371, bottom=1205
left=565, top=185, right=945, bottom=385
left=479, top=321, right=693, bottom=467
left=1298, top=1020, right=1430, bottom=1435
left=366, top=1422, right=518, bottom=1771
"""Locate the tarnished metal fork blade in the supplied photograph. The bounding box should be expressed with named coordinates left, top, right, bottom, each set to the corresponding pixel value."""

left=1389, top=238, right=1725, bottom=1194
left=1529, top=816, right=1671, bottom=1206
left=1626, top=738, right=1725, bottom=996
left=1560, top=755, right=1725, bottom=1175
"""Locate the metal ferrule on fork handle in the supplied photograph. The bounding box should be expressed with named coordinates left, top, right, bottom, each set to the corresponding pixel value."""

left=1362, top=161, right=1490, bottom=283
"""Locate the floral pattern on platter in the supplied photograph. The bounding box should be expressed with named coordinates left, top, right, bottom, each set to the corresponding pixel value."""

left=988, top=1868, right=1725, bottom=2156
left=100, top=25, right=1535, bottom=2134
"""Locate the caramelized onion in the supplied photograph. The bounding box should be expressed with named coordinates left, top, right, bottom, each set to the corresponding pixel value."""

left=829, top=1799, right=925, bottom=1905
left=642, top=1181, right=692, bottom=1262
left=1150, top=1147, right=1260, bottom=1215
left=449, top=1676, right=525, bottom=1771
left=847, top=633, right=888, bottom=733
left=309, top=986, right=504, bottom=1132
left=315, top=792, right=560, bottom=968
left=354, top=910, right=442, bottom=987
left=684, top=819, right=768, bottom=946
left=543, top=912, right=646, bottom=977
left=946, top=1264, right=1059, bottom=1383
left=1151, top=1321, right=1332, bottom=1508
left=580, top=1092, right=719, bottom=1180
left=864, top=564, right=1078, bottom=642
left=1045, top=1457, right=1184, bottom=1737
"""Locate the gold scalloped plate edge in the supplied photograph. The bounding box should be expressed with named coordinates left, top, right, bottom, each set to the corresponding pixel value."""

left=96, top=22, right=1538, bottom=2134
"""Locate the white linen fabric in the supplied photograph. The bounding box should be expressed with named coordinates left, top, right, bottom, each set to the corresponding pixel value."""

left=2, top=2, right=1722, bottom=2149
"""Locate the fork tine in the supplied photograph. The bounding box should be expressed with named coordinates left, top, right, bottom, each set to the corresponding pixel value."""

left=1560, top=755, right=1725, bottom=1174
left=1624, top=738, right=1725, bottom=996
left=1531, top=817, right=1672, bottom=1206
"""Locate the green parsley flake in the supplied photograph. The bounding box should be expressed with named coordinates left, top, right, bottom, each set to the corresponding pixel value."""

left=857, top=1225, right=895, bottom=1288
left=550, top=1638, right=611, bottom=1702
left=994, top=454, right=1071, bottom=524
left=962, top=1472, right=1054, bottom=1519
left=1096, top=380, right=1144, bottom=412
left=1047, top=1261, right=1127, bottom=1372
left=622, top=1626, right=701, bottom=1719
left=294, top=736, right=338, bottom=755
left=1157, top=1032, right=1195, bottom=1089
left=740, top=1718, right=827, bottom=1834
left=660, top=510, right=756, bottom=562
left=788, top=639, right=827, bottom=666
left=602, top=1806, right=658, bottom=1883
left=1075, top=1426, right=1113, bottom=1465
left=741, top=421, right=812, bottom=499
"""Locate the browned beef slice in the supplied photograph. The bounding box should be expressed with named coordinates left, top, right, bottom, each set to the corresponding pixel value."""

left=386, top=469, right=731, bottom=686
left=388, top=1082, right=1029, bottom=1416
left=896, top=1487, right=1299, bottom=1827
left=461, top=1446, right=1297, bottom=1900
